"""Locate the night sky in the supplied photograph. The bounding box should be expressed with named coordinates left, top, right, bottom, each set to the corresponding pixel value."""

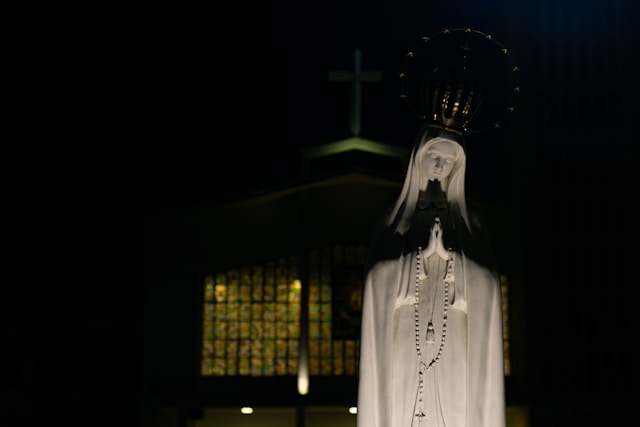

left=14, top=2, right=544, bottom=215
left=7, top=1, right=637, bottom=322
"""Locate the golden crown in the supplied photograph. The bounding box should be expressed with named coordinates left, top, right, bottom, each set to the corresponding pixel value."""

left=400, top=28, right=520, bottom=134
left=419, top=65, right=485, bottom=133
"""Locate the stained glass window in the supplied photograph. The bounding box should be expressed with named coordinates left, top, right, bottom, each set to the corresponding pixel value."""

left=201, top=256, right=301, bottom=376
left=201, top=244, right=510, bottom=378
left=307, top=244, right=364, bottom=376
left=500, top=274, right=511, bottom=377
left=201, top=245, right=363, bottom=377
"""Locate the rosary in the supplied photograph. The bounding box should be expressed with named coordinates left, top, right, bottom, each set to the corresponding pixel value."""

left=414, top=219, right=455, bottom=425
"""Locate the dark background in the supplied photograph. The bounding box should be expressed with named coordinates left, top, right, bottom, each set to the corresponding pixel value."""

left=8, top=0, right=538, bottom=321
left=4, top=1, right=639, bottom=425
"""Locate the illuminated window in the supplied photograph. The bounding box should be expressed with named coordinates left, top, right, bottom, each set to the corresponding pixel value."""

left=308, top=244, right=363, bottom=376
left=201, top=244, right=363, bottom=377
left=500, top=274, right=511, bottom=377
left=201, top=256, right=301, bottom=376
left=201, top=243, right=510, bottom=378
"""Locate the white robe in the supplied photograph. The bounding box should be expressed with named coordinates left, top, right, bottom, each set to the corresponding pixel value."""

left=356, top=241, right=505, bottom=427
left=357, top=127, right=506, bottom=427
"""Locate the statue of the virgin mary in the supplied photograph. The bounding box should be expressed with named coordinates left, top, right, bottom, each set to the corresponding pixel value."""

left=356, top=28, right=517, bottom=427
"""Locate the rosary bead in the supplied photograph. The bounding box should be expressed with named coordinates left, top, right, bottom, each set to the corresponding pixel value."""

left=415, top=242, right=453, bottom=423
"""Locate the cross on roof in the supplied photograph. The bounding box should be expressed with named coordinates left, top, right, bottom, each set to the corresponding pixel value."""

left=328, top=49, right=383, bottom=137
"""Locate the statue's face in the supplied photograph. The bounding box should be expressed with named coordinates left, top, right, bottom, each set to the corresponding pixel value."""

left=420, top=139, right=459, bottom=183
